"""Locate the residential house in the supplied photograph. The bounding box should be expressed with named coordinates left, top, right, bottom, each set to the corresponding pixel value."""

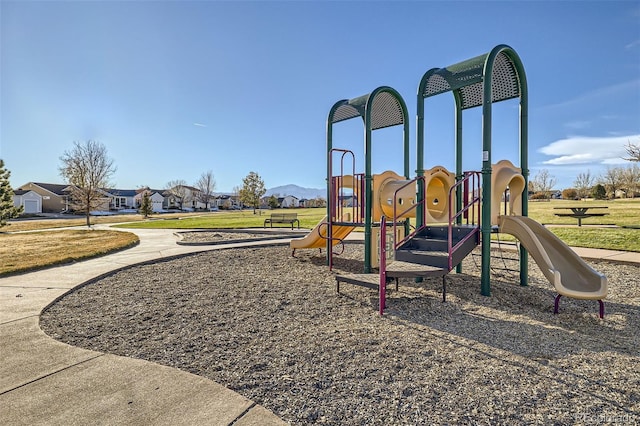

left=15, top=182, right=70, bottom=213
left=13, top=189, right=43, bottom=214
left=162, top=185, right=210, bottom=210
left=278, top=195, right=299, bottom=208
left=107, top=189, right=137, bottom=211
left=133, top=189, right=165, bottom=213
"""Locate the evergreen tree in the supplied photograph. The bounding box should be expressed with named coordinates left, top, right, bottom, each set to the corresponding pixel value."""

left=268, top=195, right=279, bottom=209
left=0, top=159, right=23, bottom=228
left=139, top=191, right=153, bottom=218
left=592, top=184, right=607, bottom=200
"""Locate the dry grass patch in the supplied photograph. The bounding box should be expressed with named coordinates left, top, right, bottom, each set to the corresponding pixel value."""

left=0, top=230, right=139, bottom=276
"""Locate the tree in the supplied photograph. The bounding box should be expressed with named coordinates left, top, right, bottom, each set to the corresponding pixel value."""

left=573, top=170, right=595, bottom=199
left=239, top=171, right=266, bottom=214
left=0, top=159, right=23, bottom=228
left=530, top=169, right=557, bottom=198
left=621, top=163, right=640, bottom=198
left=591, top=184, right=606, bottom=200
left=59, top=140, right=116, bottom=227
left=268, top=195, right=279, bottom=209
left=165, top=179, right=187, bottom=210
left=624, top=140, right=640, bottom=162
left=139, top=190, right=153, bottom=218
left=195, top=171, right=216, bottom=210
left=600, top=166, right=624, bottom=199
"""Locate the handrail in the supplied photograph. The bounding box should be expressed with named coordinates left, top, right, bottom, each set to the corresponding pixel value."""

left=447, top=171, right=481, bottom=270
left=328, top=148, right=357, bottom=270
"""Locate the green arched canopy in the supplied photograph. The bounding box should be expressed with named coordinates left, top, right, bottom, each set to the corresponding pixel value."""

left=416, top=44, right=529, bottom=295
left=327, top=86, right=410, bottom=272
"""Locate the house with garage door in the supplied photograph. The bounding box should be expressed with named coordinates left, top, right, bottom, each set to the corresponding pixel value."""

left=13, top=189, right=43, bottom=214
left=15, top=182, right=70, bottom=213
left=133, top=189, right=166, bottom=213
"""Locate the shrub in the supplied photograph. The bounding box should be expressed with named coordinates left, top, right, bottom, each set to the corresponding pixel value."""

left=562, top=188, right=578, bottom=200
left=531, top=192, right=548, bottom=200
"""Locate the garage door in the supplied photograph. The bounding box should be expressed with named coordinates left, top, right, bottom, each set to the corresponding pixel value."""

left=24, top=200, right=40, bottom=213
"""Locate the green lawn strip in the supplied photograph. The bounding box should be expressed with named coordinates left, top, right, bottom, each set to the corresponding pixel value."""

left=492, top=227, right=640, bottom=252
left=114, top=208, right=328, bottom=230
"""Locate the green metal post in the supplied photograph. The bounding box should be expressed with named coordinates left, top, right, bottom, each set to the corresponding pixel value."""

left=480, top=51, right=497, bottom=297
left=454, top=92, right=463, bottom=274
left=416, top=90, right=425, bottom=229
left=364, top=111, right=373, bottom=273
left=514, top=50, right=529, bottom=288
left=326, top=117, right=333, bottom=266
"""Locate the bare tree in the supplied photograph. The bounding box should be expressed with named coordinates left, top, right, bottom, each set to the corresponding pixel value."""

left=165, top=179, right=187, bottom=210
left=621, top=164, right=640, bottom=198
left=573, top=170, right=595, bottom=199
left=195, top=171, right=216, bottom=210
left=531, top=169, right=557, bottom=197
left=239, top=171, right=266, bottom=214
left=59, top=140, right=116, bottom=227
left=624, top=140, right=640, bottom=162
left=600, top=166, right=624, bottom=199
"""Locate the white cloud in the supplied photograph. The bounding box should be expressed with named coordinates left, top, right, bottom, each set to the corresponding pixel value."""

left=564, top=120, right=591, bottom=130
left=541, top=80, right=640, bottom=111
left=193, top=122, right=207, bottom=127
left=625, top=39, right=640, bottom=50
left=539, top=134, right=640, bottom=165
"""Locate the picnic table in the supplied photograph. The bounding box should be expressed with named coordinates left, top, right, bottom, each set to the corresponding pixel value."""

left=553, top=206, right=609, bottom=226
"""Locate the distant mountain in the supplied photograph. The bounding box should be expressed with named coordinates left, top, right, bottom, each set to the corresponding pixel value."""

left=265, top=184, right=324, bottom=200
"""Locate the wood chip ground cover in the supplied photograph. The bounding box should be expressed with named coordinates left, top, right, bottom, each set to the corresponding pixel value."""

left=40, top=242, right=640, bottom=425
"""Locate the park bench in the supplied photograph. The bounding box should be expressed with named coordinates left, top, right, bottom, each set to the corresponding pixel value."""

left=553, top=206, right=609, bottom=227
left=263, top=212, right=300, bottom=230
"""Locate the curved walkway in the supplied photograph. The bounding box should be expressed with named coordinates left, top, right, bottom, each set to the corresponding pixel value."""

left=1, top=226, right=638, bottom=425
left=0, top=227, right=289, bottom=426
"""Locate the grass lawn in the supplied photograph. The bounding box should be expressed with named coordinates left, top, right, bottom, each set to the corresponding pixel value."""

left=1, top=199, right=638, bottom=277
left=0, top=230, right=139, bottom=276
left=4, top=212, right=191, bottom=232
left=112, top=208, right=329, bottom=230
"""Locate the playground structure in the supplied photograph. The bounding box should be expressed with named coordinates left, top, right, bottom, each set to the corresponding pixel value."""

left=290, top=44, right=607, bottom=317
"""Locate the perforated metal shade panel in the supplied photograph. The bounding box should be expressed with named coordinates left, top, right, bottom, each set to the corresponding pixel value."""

left=329, top=89, right=406, bottom=129
left=421, top=51, right=521, bottom=109
left=370, top=91, right=405, bottom=130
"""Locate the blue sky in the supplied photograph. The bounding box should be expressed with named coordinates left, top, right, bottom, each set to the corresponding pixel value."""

left=1, top=1, right=639, bottom=193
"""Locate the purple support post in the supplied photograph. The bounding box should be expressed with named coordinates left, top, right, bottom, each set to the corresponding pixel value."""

left=598, top=300, right=604, bottom=319
left=554, top=294, right=562, bottom=314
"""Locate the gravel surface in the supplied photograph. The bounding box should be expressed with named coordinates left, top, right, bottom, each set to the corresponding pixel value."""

left=41, top=236, right=640, bottom=425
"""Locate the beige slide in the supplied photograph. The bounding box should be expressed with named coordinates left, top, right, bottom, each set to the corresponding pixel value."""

left=290, top=216, right=355, bottom=251
left=498, top=215, right=608, bottom=315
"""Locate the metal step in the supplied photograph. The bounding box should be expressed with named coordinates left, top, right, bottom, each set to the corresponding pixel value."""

left=335, top=273, right=398, bottom=292
left=395, top=225, right=480, bottom=270
left=385, top=260, right=447, bottom=278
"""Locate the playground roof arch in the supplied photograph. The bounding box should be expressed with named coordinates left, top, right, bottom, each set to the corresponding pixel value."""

left=415, top=44, right=529, bottom=297
left=327, top=86, right=410, bottom=179
left=417, top=45, right=526, bottom=109
left=326, top=86, right=410, bottom=273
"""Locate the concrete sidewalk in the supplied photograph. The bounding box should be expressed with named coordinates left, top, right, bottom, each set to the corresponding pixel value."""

left=0, top=227, right=287, bottom=426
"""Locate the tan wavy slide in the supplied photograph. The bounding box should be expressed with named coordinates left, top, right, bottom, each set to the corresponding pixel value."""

left=498, top=215, right=608, bottom=315
left=290, top=216, right=355, bottom=251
